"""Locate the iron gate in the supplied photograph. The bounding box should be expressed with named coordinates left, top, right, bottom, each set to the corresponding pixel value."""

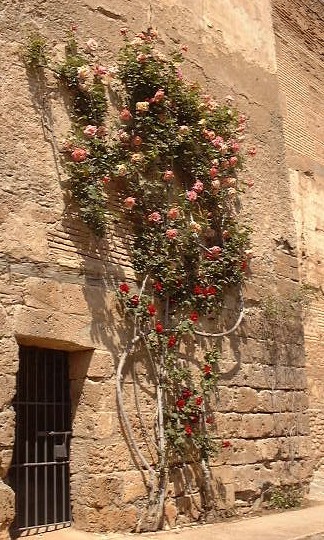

left=9, top=346, right=72, bottom=534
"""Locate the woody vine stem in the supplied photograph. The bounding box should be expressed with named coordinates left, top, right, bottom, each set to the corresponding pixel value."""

left=24, top=26, right=256, bottom=528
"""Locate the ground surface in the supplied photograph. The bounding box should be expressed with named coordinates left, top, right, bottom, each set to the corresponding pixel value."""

left=34, top=504, right=324, bottom=540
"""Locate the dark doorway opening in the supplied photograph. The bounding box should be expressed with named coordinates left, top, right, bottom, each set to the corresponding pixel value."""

left=9, top=346, right=72, bottom=535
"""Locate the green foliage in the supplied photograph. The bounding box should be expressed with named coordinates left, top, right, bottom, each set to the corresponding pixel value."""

left=269, top=485, right=303, bottom=509
left=23, top=33, right=48, bottom=68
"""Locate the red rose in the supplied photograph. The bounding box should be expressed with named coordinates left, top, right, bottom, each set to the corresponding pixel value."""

left=147, top=304, right=157, bottom=316
left=153, top=282, right=163, bottom=293
left=190, top=415, right=199, bottom=424
left=182, top=388, right=192, bottom=400
left=193, top=285, right=203, bottom=295
left=168, top=335, right=177, bottom=348
left=184, top=425, right=192, bottom=436
left=155, top=321, right=164, bottom=334
left=206, top=415, right=214, bottom=424
left=222, top=440, right=232, bottom=448
left=205, top=286, right=217, bottom=296
left=130, top=294, right=139, bottom=306
left=176, top=399, right=186, bottom=409
left=195, top=396, right=203, bottom=406
left=119, top=283, right=130, bottom=294
left=241, top=260, right=248, bottom=271
left=203, top=364, right=212, bottom=375
left=189, top=311, right=199, bottom=322
left=71, top=147, right=87, bottom=162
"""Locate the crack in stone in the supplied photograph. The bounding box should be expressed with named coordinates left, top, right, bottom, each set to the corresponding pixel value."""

left=86, top=4, right=127, bottom=22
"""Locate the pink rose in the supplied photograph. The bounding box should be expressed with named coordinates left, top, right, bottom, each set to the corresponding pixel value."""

left=85, top=38, right=98, bottom=52
left=231, top=141, right=240, bottom=153
left=212, top=135, right=224, bottom=148
left=71, top=148, right=87, bottom=162
left=186, top=190, right=198, bottom=202
left=239, top=114, right=246, bottom=124
left=124, top=197, right=136, bottom=209
left=211, top=179, right=221, bottom=192
left=154, top=89, right=165, bottom=103
left=208, top=246, right=222, bottom=258
left=163, top=170, right=174, bottom=182
left=93, top=65, right=107, bottom=77
left=137, top=53, right=148, bottom=63
left=83, top=125, right=97, bottom=138
left=148, top=212, right=162, bottom=223
left=179, top=125, right=190, bottom=135
left=132, top=136, right=142, bottom=147
left=209, top=167, right=218, bottom=179
left=166, top=228, right=178, bottom=239
left=229, top=156, right=238, bottom=167
left=120, top=109, right=132, bottom=121
left=167, top=207, right=180, bottom=220
left=193, top=180, right=204, bottom=193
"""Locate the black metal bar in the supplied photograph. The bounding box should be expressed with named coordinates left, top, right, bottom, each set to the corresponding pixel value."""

left=25, top=350, right=29, bottom=529
left=53, top=351, right=57, bottom=525
left=11, top=462, right=70, bottom=467
left=44, top=352, right=48, bottom=527
left=34, top=349, right=38, bottom=528
left=16, top=520, right=71, bottom=532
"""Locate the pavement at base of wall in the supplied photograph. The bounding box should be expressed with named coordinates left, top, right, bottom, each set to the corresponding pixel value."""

left=31, top=502, right=324, bottom=540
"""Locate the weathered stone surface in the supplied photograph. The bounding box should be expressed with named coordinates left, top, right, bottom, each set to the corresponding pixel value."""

left=0, top=0, right=321, bottom=535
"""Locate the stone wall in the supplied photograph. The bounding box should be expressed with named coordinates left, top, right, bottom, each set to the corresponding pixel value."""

left=0, top=0, right=314, bottom=537
left=272, top=0, right=324, bottom=496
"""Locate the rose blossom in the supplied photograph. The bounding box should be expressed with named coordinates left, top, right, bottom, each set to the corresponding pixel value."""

left=155, top=321, right=164, bottom=334
left=167, top=207, right=180, bottom=220
left=83, top=125, right=97, bottom=138
left=93, top=65, right=108, bottom=77
left=153, top=282, right=163, bottom=293
left=186, top=190, right=198, bottom=202
left=131, top=152, right=144, bottom=164
left=71, top=148, right=87, bottom=162
left=102, top=176, right=110, bottom=184
left=147, top=304, right=157, bottom=316
left=168, top=335, right=176, bottom=348
left=166, top=228, right=178, bottom=240
left=239, top=114, right=246, bottom=124
left=148, top=211, right=162, bottom=223
left=118, top=130, right=131, bottom=143
left=231, top=141, right=240, bottom=153
left=190, top=311, right=199, bottom=322
left=124, top=197, right=136, bottom=209
left=193, top=180, right=204, bottom=193
left=209, top=167, right=218, bottom=179
left=137, top=53, right=148, bottom=63
left=229, top=156, right=238, bottom=167
left=131, top=295, right=139, bottom=306
left=177, top=399, right=186, bottom=409
left=189, top=221, right=202, bottom=234
left=116, top=164, right=127, bottom=176
left=163, top=170, right=174, bottom=182
left=85, top=38, right=98, bottom=52
left=228, top=187, right=237, bottom=198
left=196, top=396, right=203, bottom=406
left=120, top=108, right=132, bottom=122
left=208, top=246, right=222, bottom=258
left=184, top=425, right=193, bottom=436
left=179, top=125, right=190, bottom=136
left=132, top=136, right=142, bottom=147
left=212, top=135, right=224, bottom=148
left=153, top=89, right=165, bottom=103
left=119, top=283, right=129, bottom=294
left=136, top=101, right=150, bottom=113
left=77, top=65, right=91, bottom=80
left=211, top=180, right=221, bottom=193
